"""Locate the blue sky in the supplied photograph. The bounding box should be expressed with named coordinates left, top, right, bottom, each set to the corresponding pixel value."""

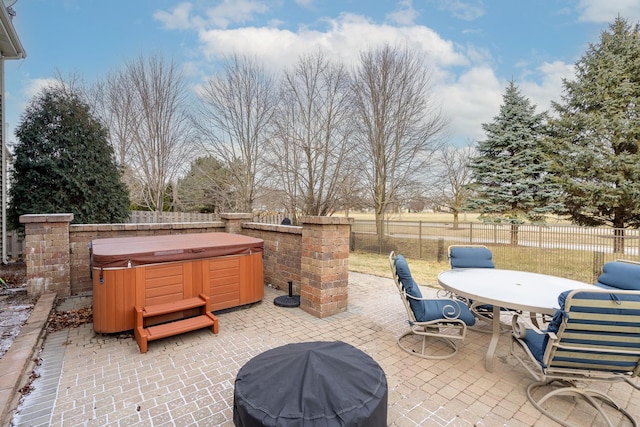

left=4, top=0, right=640, bottom=146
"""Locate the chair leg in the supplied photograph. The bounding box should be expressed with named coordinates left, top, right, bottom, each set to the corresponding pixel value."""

left=397, top=330, right=459, bottom=360
left=527, top=380, right=638, bottom=427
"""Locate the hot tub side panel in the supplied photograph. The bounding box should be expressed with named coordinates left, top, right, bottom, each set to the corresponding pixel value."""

left=204, top=252, right=264, bottom=312
left=93, top=267, right=138, bottom=334
left=241, top=252, right=264, bottom=306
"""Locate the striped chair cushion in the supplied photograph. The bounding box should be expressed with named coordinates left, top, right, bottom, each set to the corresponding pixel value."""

left=525, top=290, right=640, bottom=371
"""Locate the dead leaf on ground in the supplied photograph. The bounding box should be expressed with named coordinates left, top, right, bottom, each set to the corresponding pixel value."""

left=47, top=307, right=93, bottom=333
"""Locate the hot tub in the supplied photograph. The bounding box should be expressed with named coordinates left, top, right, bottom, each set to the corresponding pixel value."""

left=91, top=232, right=264, bottom=333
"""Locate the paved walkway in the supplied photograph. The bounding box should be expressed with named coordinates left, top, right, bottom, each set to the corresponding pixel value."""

left=8, top=273, right=640, bottom=426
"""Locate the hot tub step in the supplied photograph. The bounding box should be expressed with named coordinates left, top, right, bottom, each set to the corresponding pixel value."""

left=134, top=294, right=219, bottom=353
left=147, top=315, right=215, bottom=340
left=142, top=297, right=207, bottom=317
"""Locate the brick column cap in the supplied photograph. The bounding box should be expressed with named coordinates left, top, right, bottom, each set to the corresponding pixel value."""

left=219, top=213, right=252, bottom=220
left=301, top=216, right=353, bottom=225
left=20, top=213, right=74, bottom=224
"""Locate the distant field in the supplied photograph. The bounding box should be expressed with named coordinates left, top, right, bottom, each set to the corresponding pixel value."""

left=338, top=211, right=480, bottom=222
left=337, top=211, right=571, bottom=224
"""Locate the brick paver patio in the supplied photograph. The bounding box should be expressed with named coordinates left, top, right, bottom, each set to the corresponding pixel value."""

left=11, top=272, right=640, bottom=426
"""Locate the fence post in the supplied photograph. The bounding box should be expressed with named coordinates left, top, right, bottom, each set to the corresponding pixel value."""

left=592, top=251, right=605, bottom=283
left=469, top=222, right=473, bottom=244
left=419, top=221, right=423, bottom=259
left=538, top=225, right=542, bottom=248
left=437, top=238, right=445, bottom=263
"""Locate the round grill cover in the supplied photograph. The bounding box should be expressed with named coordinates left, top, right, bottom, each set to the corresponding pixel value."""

left=233, top=341, right=387, bottom=426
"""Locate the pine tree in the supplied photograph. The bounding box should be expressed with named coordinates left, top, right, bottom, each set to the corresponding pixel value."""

left=549, top=17, right=640, bottom=252
left=467, top=81, right=561, bottom=230
left=8, top=85, right=130, bottom=229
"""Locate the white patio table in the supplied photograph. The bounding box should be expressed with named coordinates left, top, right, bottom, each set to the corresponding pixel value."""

left=437, top=269, right=595, bottom=372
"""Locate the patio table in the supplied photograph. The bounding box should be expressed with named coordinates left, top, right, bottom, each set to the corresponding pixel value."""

left=437, top=269, right=594, bottom=372
left=233, top=341, right=387, bottom=426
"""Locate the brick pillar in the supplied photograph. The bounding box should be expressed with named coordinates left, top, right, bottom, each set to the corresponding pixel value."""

left=19, top=213, right=74, bottom=297
left=219, top=213, right=252, bottom=234
left=300, top=216, right=353, bottom=318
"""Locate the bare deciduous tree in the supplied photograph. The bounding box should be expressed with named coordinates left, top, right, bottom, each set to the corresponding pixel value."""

left=193, top=54, right=275, bottom=213
left=433, top=143, right=475, bottom=228
left=93, top=53, right=193, bottom=212
left=267, top=50, right=355, bottom=222
left=127, top=54, right=193, bottom=212
left=351, top=44, right=448, bottom=234
left=91, top=71, right=135, bottom=169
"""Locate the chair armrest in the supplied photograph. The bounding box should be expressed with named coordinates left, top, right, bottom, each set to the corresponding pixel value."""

left=404, top=285, right=438, bottom=301
left=404, top=292, right=432, bottom=302
left=512, top=313, right=546, bottom=338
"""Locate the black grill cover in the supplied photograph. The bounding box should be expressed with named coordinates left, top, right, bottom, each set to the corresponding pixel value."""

left=233, top=341, right=387, bottom=427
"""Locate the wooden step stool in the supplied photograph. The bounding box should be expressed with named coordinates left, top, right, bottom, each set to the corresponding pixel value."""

left=134, top=293, right=218, bottom=353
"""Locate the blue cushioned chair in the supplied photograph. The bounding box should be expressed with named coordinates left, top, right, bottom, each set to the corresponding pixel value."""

left=449, top=245, right=495, bottom=269
left=389, top=252, right=475, bottom=360
left=448, top=245, right=506, bottom=329
left=511, top=289, right=640, bottom=426
left=595, top=260, right=640, bottom=291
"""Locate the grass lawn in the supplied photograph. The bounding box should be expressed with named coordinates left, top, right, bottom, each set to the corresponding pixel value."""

left=348, top=251, right=446, bottom=288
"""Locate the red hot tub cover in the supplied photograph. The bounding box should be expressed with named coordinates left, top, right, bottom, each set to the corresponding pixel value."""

left=233, top=341, right=388, bottom=427
left=91, top=232, right=264, bottom=269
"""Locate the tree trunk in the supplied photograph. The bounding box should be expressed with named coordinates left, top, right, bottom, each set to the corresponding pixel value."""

left=510, top=223, right=519, bottom=246
left=375, top=210, right=384, bottom=254
left=613, top=228, right=625, bottom=254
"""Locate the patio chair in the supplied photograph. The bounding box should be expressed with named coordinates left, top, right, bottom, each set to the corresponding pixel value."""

left=595, top=259, right=640, bottom=291
left=511, top=288, right=640, bottom=426
left=448, top=245, right=502, bottom=328
left=389, top=251, right=476, bottom=359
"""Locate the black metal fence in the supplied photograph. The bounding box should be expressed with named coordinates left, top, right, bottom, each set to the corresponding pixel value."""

left=350, top=220, right=639, bottom=283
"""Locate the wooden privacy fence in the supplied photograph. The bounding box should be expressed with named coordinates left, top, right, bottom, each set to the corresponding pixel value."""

left=128, top=211, right=219, bottom=223
left=3, top=231, right=24, bottom=261
left=129, top=211, right=286, bottom=225
left=350, top=220, right=640, bottom=284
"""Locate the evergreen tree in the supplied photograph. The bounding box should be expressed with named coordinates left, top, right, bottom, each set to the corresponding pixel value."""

left=8, top=85, right=130, bottom=229
left=466, top=81, right=561, bottom=243
left=176, top=156, right=233, bottom=213
left=549, top=17, right=640, bottom=252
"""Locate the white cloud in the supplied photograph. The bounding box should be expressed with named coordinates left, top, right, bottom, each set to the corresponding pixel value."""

left=154, top=2, right=194, bottom=30
left=519, top=60, right=575, bottom=114
left=434, top=66, right=502, bottom=144
left=386, top=0, right=419, bottom=26
left=197, top=13, right=468, bottom=71
left=576, top=0, right=640, bottom=23
left=154, top=0, right=270, bottom=30
left=204, top=0, right=269, bottom=29
left=294, top=0, right=314, bottom=7
left=435, top=0, right=484, bottom=21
